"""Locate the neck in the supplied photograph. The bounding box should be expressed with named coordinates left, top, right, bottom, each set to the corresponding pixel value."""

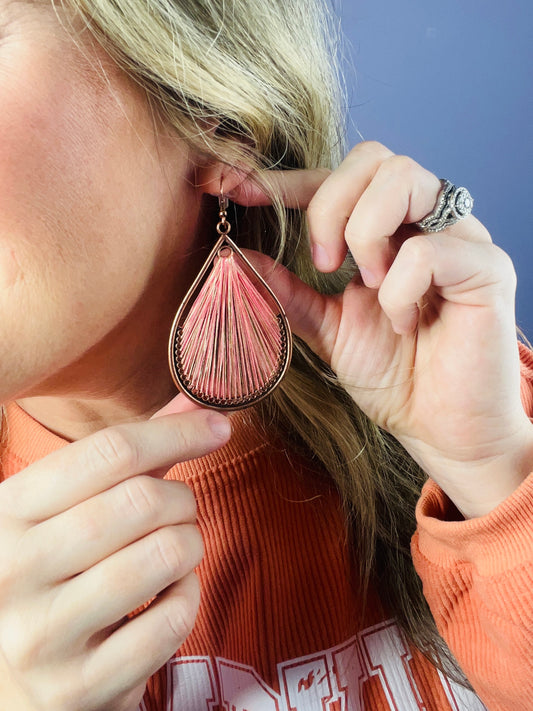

left=17, top=379, right=177, bottom=442
left=16, top=323, right=178, bottom=440
left=14, top=204, right=218, bottom=441
left=15, top=261, right=197, bottom=441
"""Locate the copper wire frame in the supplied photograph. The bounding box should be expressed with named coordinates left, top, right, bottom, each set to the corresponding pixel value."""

left=168, top=233, right=293, bottom=411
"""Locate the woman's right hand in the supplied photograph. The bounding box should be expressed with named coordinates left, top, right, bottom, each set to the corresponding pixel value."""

left=0, top=407, right=231, bottom=711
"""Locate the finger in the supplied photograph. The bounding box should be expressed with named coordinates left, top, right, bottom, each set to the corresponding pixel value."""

left=345, top=155, right=441, bottom=286
left=82, top=572, right=200, bottom=705
left=346, top=156, right=491, bottom=288
left=306, top=141, right=394, bottom=271
left=209, top=167, right=332, bottom=210
left=55, top=523, right=203, bottom=645
left=378, top=235, right=515, bottom=335
left=0, top=410, right=231, bottom=522
left=30, top=477, right=197, bottom=582
left=219, top=143, right=394, bottom=273
left=150, top=393, right=202, bottom=419
left=243, top=249, right=343, bottom=364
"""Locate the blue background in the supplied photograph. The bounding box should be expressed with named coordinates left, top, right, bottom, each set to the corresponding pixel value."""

left=338, top=0, right=532, bottom=337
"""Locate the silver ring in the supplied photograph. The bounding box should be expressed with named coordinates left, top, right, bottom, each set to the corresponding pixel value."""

left=415, top=179, right=474, bottom=233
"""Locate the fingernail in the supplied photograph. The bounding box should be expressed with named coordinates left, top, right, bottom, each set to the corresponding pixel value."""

left=207, top=413, right=232, bottom=440
left=312, top=243, right=331, bottom=271
left=359, top=266, right=380, bottom=288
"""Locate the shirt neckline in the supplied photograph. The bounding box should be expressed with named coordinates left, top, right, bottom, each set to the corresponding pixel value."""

left=3, top=401, right=268, bottom=480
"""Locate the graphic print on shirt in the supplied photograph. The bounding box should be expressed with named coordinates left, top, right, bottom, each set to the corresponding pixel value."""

left=138, top=620, right=487, bottom=711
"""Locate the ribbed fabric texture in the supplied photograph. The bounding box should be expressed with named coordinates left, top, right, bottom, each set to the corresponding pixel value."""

left=1, top=343, right=532, bottom=710
left=412, top=341, right=533, bottom=710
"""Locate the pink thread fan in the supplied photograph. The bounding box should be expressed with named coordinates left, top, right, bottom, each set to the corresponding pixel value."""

left=168, top=228, right=292, bottom=411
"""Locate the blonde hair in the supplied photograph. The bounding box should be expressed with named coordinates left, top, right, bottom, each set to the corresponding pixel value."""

left=55, top=0, right=466, bottom=682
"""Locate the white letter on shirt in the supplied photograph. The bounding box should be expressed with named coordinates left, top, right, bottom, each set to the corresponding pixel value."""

left=218, top=659, right=281, bottom=711
left=166, top=657, right=219, bottom=711
left=360, top=621, right=424, bottom=710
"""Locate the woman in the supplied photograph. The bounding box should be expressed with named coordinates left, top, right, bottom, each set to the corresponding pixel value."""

left=0, top=0, right=531, bottom=709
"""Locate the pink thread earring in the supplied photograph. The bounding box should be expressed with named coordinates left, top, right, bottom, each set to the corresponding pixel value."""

left=168, top=188, right=292, bottom=410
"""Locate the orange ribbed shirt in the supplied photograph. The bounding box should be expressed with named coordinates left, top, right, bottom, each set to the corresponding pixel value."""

left=1, top=345, right=532, bottom=711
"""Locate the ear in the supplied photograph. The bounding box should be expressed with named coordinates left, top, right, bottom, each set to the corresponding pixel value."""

left=195, top=161, right=274, bottom=207
left=195, top=160, right=330, bottom=210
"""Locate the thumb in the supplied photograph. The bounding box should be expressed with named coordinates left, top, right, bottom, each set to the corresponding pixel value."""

left=243, top=249, right=335, bottom=364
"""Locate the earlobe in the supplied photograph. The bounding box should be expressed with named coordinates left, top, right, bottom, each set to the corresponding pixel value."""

left=195, top=162, right=250, bottom=199
left=195, top=162, right=274, bottom=207
left=195, top=163, right=328, bottom=209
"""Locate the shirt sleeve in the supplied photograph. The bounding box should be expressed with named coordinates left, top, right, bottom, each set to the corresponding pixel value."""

left=411, top=342, right=533, bottom=711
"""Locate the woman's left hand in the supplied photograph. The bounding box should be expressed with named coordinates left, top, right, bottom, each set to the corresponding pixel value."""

left=230, top=141, right=533, bottom=518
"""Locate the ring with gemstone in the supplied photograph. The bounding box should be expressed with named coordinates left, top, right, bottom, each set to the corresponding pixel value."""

left=414, top=179, right=474, bottom=233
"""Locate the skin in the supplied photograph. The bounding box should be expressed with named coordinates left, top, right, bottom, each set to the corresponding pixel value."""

left=238, top=158, right=533, bottom=518
left=0, top=1, right=209, bottom=435
left=0, top=2, right=532, bottom=709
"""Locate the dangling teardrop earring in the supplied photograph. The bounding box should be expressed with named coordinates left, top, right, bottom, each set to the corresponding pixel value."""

left=168, top=188, right=292, bottom=410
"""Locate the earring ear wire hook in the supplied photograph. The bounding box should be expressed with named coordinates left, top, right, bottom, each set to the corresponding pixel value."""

left=219, top=177, right=229, bottom=213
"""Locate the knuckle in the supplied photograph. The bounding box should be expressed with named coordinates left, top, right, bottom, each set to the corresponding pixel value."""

left=306, top=196, right=331, bottom=225
left=493, top=245, right=516, bottom=280
left=378, top=154, right=419, bottom=180
left=170, top=422, right=192, bottom=455
left=351, top=140, right=393, bottom=160
left=0, top=527, right=34, bottom=593
left=377, top=287, right=398, bottom=315
left=163, top=601, right=194, bottom=643
left=88, top=563, right=117, bottom=601
left=164, top=581, right=200, bottom=643
left=344, top=220, right=365, bottom=253
left=151, top=525, right=204, bottom=581
left=401, top=235, right=434, bottom=265
left=87, top=427, right=140, bottom=475
left=0, top=483, right=16, bottom=521
left=1, top=606, right=47, bottom=672
left=152, top=528, right=186, bottom=579
left=377, top=286, right=412, bottom=321
left=120, top=476, right=161, bottom=520
left=488, top=245, right=517, bottom=295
